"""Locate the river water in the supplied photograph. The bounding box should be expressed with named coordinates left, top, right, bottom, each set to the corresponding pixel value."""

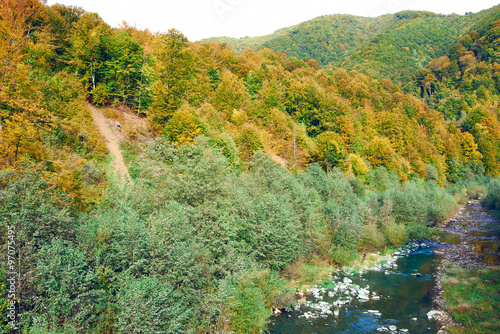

left=268, top=201, right=500, bottom=334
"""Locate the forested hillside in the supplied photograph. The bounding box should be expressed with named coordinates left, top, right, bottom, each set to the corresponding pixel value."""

left=2, top=1, right=498, bottom=181
left=209, top=6, right=500, bottom=87
left=1, top=0, right=499, bottom=333
left=414, top=18, right=500, bottom=175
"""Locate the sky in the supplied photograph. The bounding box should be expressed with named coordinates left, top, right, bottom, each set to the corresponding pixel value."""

left=45, top=0, right=500, bottom=41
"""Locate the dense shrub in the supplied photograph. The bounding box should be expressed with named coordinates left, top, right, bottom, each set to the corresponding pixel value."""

left=228, top=270, right=293, bottom=333
left=484, top=178, right=500, bottom=214
left=251, top=194, right=302, bottom=270
left=28, top=238, right=103, bottom=332
left=4, top=138, right=472, bottom=332
left=116, top=276, right=191, bottom=333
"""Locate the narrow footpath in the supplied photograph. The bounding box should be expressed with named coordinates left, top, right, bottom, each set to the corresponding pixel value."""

left=89, top=104, right=133, bottom=184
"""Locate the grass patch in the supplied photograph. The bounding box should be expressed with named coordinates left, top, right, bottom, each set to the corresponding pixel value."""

left=342, top=249, right=396, bottom=274
left=120, top=142, right=143, bottom=181
left=380, top=246, right=396, bottom=256
left=281, top=261, right=333, bottom=290
left=318, top=280, right=337, bottom=289
left=101, top=106, right=126, bottom=123
left=442, top=266, right=500, bottom=333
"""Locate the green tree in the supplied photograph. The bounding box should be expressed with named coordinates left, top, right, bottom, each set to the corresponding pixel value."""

left=30, top=238, right=103, bottom=331
left=103, top=31, right=144, bottom=106
left=68, top=13, right=111, bottom=92
left=150, top=29, right=195, bottom=129
left=116, top=276, right=191, bottom=334
left=315, top=131, right=346, bottom=171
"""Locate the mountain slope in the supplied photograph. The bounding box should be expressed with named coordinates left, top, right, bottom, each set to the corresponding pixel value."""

left=206, top=6, right=500, bottom=87
left=413, top=17, right=500, bottom=176
left=3, top=2, right=500, bottom=333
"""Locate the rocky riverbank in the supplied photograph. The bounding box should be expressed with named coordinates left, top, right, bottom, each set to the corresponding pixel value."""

left=269, top=241, right=438, bottom=333
left=432, top=199, right=500, bottom=333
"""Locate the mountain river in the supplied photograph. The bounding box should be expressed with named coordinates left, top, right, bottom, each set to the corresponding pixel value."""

left=268, top=200, right=500, bottom=334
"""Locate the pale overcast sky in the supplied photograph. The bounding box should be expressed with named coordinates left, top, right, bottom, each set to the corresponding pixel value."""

left=45, top=0, right=500, bottom=41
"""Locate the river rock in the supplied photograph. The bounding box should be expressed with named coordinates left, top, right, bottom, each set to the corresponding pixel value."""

left=366, top=310, right=381, bottom=316
left=427, top=310, right=444, bottom=320
left=358, top=288, right=370, bottom=300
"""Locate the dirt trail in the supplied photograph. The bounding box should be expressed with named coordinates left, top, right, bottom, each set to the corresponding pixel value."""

left=89, top=104, right=133, bottom=184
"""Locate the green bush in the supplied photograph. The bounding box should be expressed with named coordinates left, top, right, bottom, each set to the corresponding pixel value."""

left=328, top=220, right=360, bottom=265
left=368, top=166, right=400, bottom=192
left=251, top=194, right=302, bottom=270
left=328, top=245, right=358, bottom=266
left=382, top=221, right=408, bottom=247
left=229, top=281, right=269, bottom=334
left=406, top=224, right=437, bottom=240
left=425, top=183, right=457, bottom=225
left=359, top=222, right=387, bottom=251
left=389, top=180, right=429, bottom=225
left=484, top=179, right=500, bottom=213
left=116, top=276, right=191, bottom=334
left=425, top=164, right=439, bottom=182
left=226, top=270, right=292, bottom=334
left=29, top=238, right=104, bottom=332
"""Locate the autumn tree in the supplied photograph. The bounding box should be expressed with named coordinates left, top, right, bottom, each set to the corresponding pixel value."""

left=364, top=137, right=397, bottom=169
left=213, top=70, right=250, bottom=114
left=164, top=106, right=203, bottom=146
left=0, top=0, right=47, bottom=167
left=44, top=4, right=85, bottom=71
left=0, top=0, right=34, bottom=98
left=314, top=131, right=346, bottom=171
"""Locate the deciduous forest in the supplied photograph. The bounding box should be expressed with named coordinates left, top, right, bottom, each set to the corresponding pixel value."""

left=0, top=0, right=499, bottom=333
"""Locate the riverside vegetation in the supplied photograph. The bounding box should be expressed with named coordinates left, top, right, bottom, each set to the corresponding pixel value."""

left=0, top=1, right=500, bottom=333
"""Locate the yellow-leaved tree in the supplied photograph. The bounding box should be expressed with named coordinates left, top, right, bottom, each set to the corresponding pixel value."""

left=0, top=0, right=49, bottom=167
left=164, top=106, right=203, bottom=146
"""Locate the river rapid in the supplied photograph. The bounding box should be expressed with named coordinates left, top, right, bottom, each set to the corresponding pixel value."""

left=268, top=200, right=500, bottom=334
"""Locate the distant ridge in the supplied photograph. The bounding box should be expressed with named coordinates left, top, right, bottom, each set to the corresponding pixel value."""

left=202, top=5, right=500, bottom=87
